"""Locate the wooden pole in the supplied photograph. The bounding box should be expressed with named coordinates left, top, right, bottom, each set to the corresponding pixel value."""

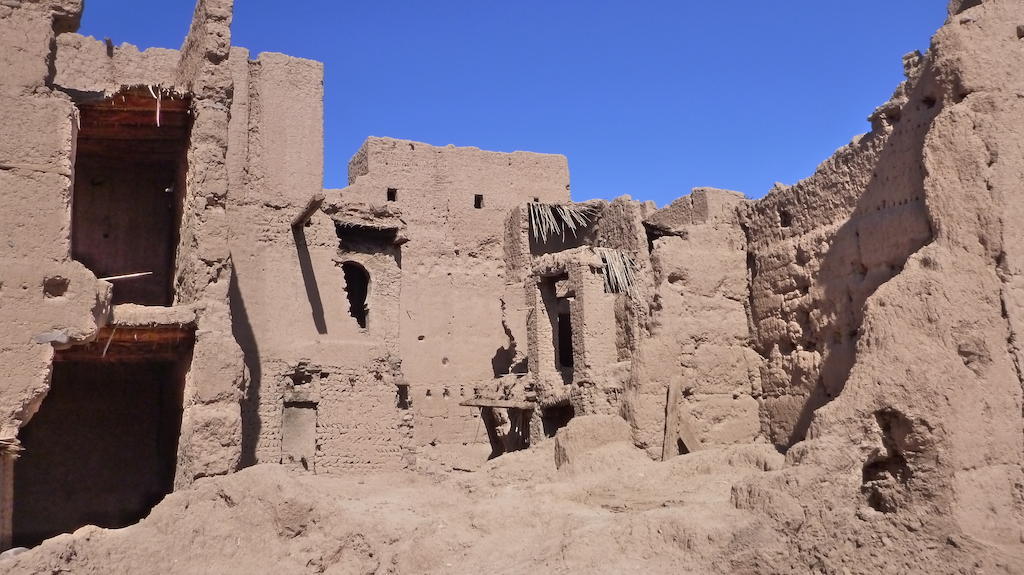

left=98, top=271, right=153, bottom=281
left=292, top=193, right=326, bottom=228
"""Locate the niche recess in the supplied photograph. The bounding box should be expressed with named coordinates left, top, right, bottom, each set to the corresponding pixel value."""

left=71, top=88, right=192, bottom=306
left=13, top=327, right=192, bottom=547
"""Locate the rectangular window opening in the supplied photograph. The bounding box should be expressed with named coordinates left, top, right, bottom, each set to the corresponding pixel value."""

left=71, top=88, right=192, bottom=306
left=386, top=187, right=398, bottom=202
left=539, top=274, right=573, bottom=379
left=474, top=194, right=484, bottom=209
left=13, top=327, right=192, bottom=547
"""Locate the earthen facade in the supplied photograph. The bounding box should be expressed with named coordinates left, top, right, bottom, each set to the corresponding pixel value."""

left=1, top=0, right=1023, bottom=571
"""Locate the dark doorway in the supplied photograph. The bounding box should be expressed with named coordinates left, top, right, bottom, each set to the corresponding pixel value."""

left=542, top=404, right=575, bottom=437
left=71, top=88, right=192, bottom=306
left=557, top=312, right=574, bottom=369
left=342, top=262, right=369, bottom=328
left=13, top=354, right=187, bottom=547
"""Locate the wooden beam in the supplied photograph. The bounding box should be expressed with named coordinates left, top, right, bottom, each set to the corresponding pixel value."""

left=292, top=193, right=326, bottom=228
left=55, top=326, right=194, bottom=362
left=460, top=398, right=535, bottom=410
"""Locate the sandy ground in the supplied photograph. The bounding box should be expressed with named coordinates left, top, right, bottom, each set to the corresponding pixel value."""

left=0, top=442, right=786, bottom=574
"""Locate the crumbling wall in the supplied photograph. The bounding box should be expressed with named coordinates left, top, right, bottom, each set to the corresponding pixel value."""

left=47, top=0, right=245, bottom=486
left=167, top=0, right=246, bottom=485
left=740, top=51, right=935, bottom=448
left=731, top=1, right=1024, bottom=570
left=339, top=138, right=570, bottom=449
left=0, top=0, right=247, bottom=549
left=526, top=250, right=621, bottom=408
left=0, top=0, right=107, bottom=549
left=637, top=189, right=761, bottom=458
left=52, top=33, right=180, bottom=93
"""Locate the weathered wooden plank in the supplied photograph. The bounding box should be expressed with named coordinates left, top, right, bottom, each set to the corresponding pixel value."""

left=459, top=398, right=535, bottom=409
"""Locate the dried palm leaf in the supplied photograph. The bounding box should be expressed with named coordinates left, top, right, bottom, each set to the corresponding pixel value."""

left=527, top=202, right=596, bottom=243
left=596, top=247, right=639, bottom=297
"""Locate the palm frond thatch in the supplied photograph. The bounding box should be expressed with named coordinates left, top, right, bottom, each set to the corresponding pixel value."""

left=527, top=202, right=596, bottom=243
left=595, top=247, right=639, bottom=296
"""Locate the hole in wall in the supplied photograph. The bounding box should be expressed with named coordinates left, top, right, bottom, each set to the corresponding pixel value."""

left=676, top=438, right=689, bottom=455
left=542, top=404, right=574, bottom=437
left=474, top=194, right=484, bottom=209
left=778, top=208, right=793, bottom=228
left=42, top=276, right=70, bottom=298
left=341, top=261, right=369, bottom=329
left=861, top=408, right=917, bottom=513
left=288, top=367, right=314, bottom=386
left=14, top=333, right=191, bottom=547
left=386, top=188, right=397, bottom=202
left=71, top=88, right=192, bottom=306
left=396, top=384, right=410, bottom=409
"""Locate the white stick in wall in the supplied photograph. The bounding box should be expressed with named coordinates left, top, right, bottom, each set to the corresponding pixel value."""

left=101, top=327, right=117, bottom=358
left=98, top=271, right=153, bottom=281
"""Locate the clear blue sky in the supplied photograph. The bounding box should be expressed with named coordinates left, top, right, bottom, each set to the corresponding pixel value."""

left=79, top=1, right=947, bottom=204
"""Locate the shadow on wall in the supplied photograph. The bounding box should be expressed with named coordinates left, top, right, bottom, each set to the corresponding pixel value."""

left=491, top=346, right=527, bottom=377
left=782, top=77, right=938, bottom=446
left=230, top=270, right=261, bottom=468
left=293, top=226, right=328, bottom=335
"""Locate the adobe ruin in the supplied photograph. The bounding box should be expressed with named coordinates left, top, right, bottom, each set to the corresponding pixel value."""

left=1, top=0, right=1022, bottom=572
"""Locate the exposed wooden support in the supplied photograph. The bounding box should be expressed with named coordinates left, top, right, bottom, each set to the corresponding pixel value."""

left=98, top=271, right=153, bottom=282
left=0, top=445, right=16, bottom=552
left=460, top=398, right=535, bottom=410
left=292, top=193, right=326, bottom=228
left=55, top=326, right=195, bottom=362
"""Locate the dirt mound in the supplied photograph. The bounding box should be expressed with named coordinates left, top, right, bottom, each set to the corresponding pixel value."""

left=2, top=444, right=789, bottom=574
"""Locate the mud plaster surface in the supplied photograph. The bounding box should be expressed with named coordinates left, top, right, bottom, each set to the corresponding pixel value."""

left=1, top=0, right=1024, bottom=572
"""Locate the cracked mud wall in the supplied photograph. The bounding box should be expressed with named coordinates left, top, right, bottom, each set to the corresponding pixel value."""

left=741, top=48, right=936, bottom=449
left=338, top=139, right=570, bottom=449
left=729, top=1, right=1024, bottom=570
